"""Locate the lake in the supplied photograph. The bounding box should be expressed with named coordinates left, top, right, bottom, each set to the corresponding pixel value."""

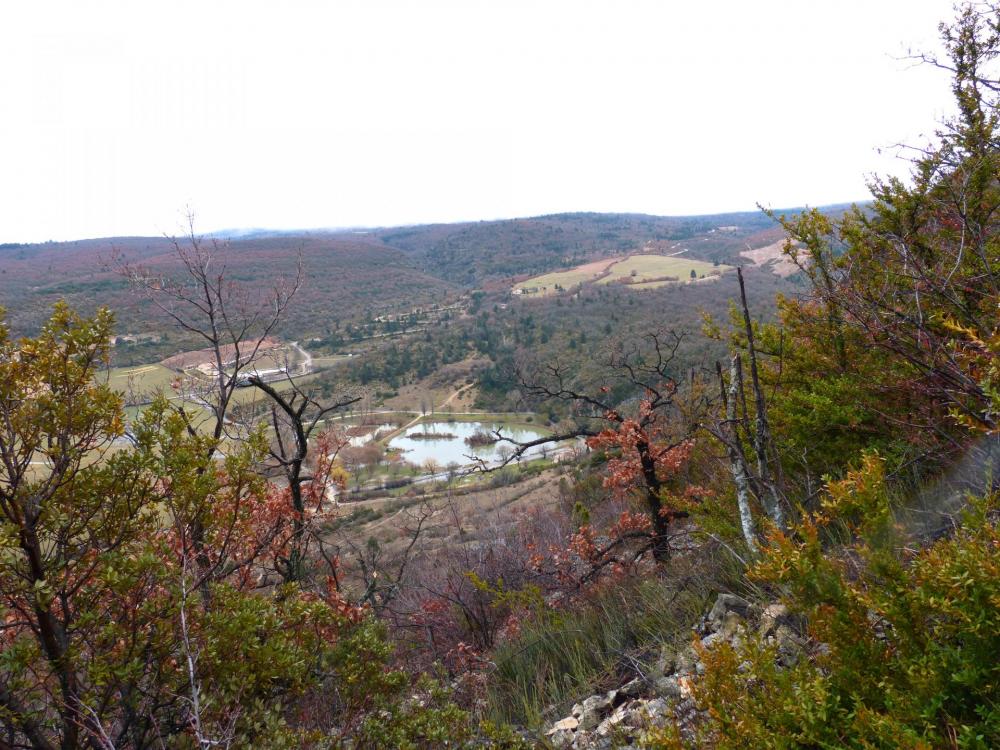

left=387, top=420, right=548, bottom=467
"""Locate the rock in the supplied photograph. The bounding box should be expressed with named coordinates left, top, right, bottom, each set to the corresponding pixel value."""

left=644, top=697, right=669, bottom=716
left=547, top=716, right=579, bottom=733
left=707, top=593, right=750, bottom=629
left=583, top=693, right=613, bottom=713
left=653, top=675, right=683, bottom=699
left=618, top=677, right=644, bottom=697
left=635, top=697, right=671, bottom=730
left=651, top=646, right=676, bottom=678
left=577, top=693, right=613, bottom=730
left=595, top=703, right=630, bottom=736
left=758, top=603, right=789, bottom=638
left=719, top=610, right=744, bottom=637
left=700, top=631, right=724, bottom=649
left=775, top=624, right=805, bottom=665
left=547, top=728, right=574, bottom=748
left=674, top=646, right=698, bottom=674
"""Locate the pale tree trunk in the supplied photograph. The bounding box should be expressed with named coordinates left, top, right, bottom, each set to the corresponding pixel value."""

left=738, top=267, right=785, bottom=530
left=726, top=355, right=759, bottom=554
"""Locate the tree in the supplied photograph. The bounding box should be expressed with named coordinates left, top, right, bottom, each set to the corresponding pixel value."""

left=0, top=305, right=521, bottom=749
left=493, top=331, right=707, bottom=561
left=116, top=216, right=304, bottom=595
left=645, top=5, right=1000, bottom=747
left=650, top=457, right=1000, bottom=749
left=247, top=375, right=358, bottom=583
left=117, top=214, right=302, bottom=448
left=767, top=2, right=1000, bottom=461
left=706, top=268, right=787, bottom=553
left=0, top=306, right=341, bottom=746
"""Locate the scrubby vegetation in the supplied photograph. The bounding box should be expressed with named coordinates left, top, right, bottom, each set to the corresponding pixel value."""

left=3, top=4, right=1000, bottom=749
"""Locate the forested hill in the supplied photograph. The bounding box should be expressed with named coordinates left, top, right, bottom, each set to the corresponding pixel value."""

left=0, top=234, right=457, bottom=339
left=367, top=206, right=856, bottom=284
left=1, top=205, right=853, bottom=341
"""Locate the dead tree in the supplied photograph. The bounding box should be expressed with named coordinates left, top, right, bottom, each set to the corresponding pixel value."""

left=716, top=355, right=759, bottom=553
left=249, top=375, right=360, bottom=583
left=737, top=267, right=785, bottom=529
left=704, top=268, right=787, bottom=550
left=117, top=215, right=305, bottom=589
left=117, top=213, right=302, bottom=448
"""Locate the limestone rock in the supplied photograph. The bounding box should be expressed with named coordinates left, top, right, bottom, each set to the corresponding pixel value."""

left=547, top=716, right=579, bottom=733
left=618, top=677, right=644, bottom=697
left=547, top=728, right=574, bottom=748
left=759, top=603, right=789, bottom=638
left=651, top=645, right=676, bottom=678
left=577, top=692, right=614, bottom=730
left=707, top=593, right=750, bottom=629
left=653, top=675, right=683, bottom=699
left=674, top=646, right=698, bottom=674
left=595, top=703, right=631, bottom=736
left=775, top=624, right=805, bottom=665
left=644, top=697, right=669, bottom=718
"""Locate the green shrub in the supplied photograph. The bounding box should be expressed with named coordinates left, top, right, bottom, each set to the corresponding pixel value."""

left=648, top=456, right=1000, bottom=749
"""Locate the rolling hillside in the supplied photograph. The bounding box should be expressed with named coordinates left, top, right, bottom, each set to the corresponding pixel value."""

left=0, top=235, right=458, bottom=344
left=367, top=208, right=846, bottom=284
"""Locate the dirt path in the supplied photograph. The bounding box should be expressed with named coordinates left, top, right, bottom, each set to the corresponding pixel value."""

left=390, top=412, right=425, bottom=441
left=439, top=382, right=474, bottom=409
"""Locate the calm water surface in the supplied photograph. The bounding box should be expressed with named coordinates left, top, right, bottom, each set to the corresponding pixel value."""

left=387, top=420, right=547, bottom=466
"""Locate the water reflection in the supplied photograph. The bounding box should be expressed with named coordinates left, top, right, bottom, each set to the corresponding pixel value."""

left=387, top=420, right=547, bottom=466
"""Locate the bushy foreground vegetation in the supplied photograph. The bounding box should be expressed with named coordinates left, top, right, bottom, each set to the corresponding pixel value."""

left=648, top=457, right=1000, bottom=749
left=0, top=305, right=534, bottom=748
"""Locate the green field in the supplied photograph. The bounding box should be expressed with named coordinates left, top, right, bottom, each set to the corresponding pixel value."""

left=596, top=254, right=728, bottom=286
left=513, top=258, right=619, bottom=296
left=514, top=254, right=729, bottom=296
left=103, top=364, right=177, bottom=400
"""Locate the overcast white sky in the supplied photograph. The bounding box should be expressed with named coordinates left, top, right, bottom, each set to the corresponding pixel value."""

left=1, top=1, right=956, bottom=242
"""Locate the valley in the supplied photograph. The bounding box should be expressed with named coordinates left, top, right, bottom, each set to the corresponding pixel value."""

left=6, top=3, right=997, bottom=748
left=65, top=209, right=809, bottom=504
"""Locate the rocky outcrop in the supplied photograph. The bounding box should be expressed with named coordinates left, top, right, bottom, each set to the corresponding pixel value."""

left=542, top=592, right=796, bottom=749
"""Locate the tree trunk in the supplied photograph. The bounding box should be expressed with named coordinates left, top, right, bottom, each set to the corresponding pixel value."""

left=725, top=356, right=759, bottom=554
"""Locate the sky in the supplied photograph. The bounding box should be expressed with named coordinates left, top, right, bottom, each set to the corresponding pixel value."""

left=1, top=1, right=957, bottom=243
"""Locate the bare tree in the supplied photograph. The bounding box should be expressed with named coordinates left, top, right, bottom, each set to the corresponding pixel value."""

left=702, top=269, right=788, bottom=552
left=248, top=375, right=359, bottom=583
left=116, top=215, right=309, bottom=590
left=116, top=213, right=303, bottom=448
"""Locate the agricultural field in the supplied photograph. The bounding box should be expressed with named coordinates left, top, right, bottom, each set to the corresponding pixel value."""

left=596, top=254, right=729, bottom=287
left=512, top=257, right=620, bottom=296
left=103, top=340, right=315, bottom=402
left=739, top=238, right=801, bottom=277
left=102, top=364, right=177, bottom=403
left=513, top=253, right=730, bottom=296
